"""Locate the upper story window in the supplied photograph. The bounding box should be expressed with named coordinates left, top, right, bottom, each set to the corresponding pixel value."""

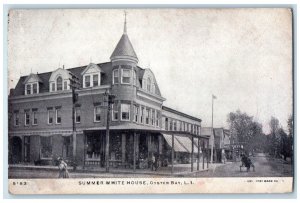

left=140, top=106, right=144, bottom=124
left=94, top=106, right=101, bottom=122
left=112, top=104, right=119, bottom=121
left=151, top=109, right=155, bottom=126
left=156, top=112, right=159, bottom=127
left=14, top=110, right=19, bottom=126
left=55, top=107, right=62, bottom=124
left=24, top=110, right=30, bottom=126
left=24, top=73, right=42, bottom=95
left=145, top=108, right=150, bottom=125
left=82, top=63, right=102, bottom=88
left=122, top=69, right=131, bottom=84
left=113, top=69, right=119, bottom=84
left=63, top=81, right=68, bottom=90
left=134, top=105, right=139, bottom=122
left=56, top=76, right=63, bottom=91
left=75, top=107, right=81, bottom=123
left=121, top=103, right=130, bottom=121
left=32, top=109, right=38, bottom=125
left=47, top=107, right=54, bottom=125
left=165, top=117, right=169, bottom=130
left=85, top=75, right=91, bottom=87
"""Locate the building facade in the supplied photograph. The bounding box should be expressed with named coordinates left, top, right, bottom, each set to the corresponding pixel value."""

left=8, top=19, right=209, bottom=171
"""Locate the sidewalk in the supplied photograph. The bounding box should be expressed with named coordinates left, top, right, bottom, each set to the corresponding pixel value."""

left=9, top=163, right=211, bottom=177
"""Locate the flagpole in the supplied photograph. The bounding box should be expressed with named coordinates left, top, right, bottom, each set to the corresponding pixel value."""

left=211, top=95, right=214, bottom=163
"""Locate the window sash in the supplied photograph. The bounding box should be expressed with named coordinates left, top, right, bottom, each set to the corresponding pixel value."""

left=32, top=111, right=38, bottom=125
left=85, top=75, right=91, bottom=87
left=94, top=106, right=101, bottom=122
left=63, top=81, right=68, bottom=90
left=57, top=77, right=63, bottom=91
left=48, top=110, right=54, bottom=124
left=113, top=69, right=119, bottom=84
left=75, top=108, right=81, bottom=123
left=32, top=83, right=37, bottom=94
left=93, top=74, right=99, bottom=86
left=122, top=69, right=131, bottom=84
left=25, top=112, right=30, bottom=126
left=112, top=104, right=118, bottom=121
left=26, top=84, right=31, bottom=95
left=56, top=109, right=61, bottom=124
left=14, top=113, right=19, bottom=126
left=121, top=104, right=130, bottom=121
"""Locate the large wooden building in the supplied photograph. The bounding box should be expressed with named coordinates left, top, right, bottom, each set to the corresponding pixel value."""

left=8, top=18, right=209, bottom=172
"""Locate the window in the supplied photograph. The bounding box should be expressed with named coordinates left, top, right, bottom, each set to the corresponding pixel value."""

left=32, top=83, right=37, bottom=94
left=170, top=119, right=173, bottom=131
left=94, top=106, right=101, bottom=122
left=156, top=112, right=159, bottom=127
left=122, top=69, right=131, bottom=84
left=48, top=108, right=54, bottom=124
left=32, top=109, right=38, bottom=125
left=151, top=109, right=155, bottom=126
left=174, top=120, right=177, bottom=131
left=133, top=70, right=137, bottom=86
left=63, top=81, right=68, bottom=90
left=85, top=75, right=91, bottom=87
left=51, top=83, right=55, bottom=92
left=121, top=104, right=130, bottom=121
left=112, top=104, right=119, bottom=121
left=165, top=118, right=168, bottom=130
left=134, top=105, right=139, bottom=122
left=55, top=107, right=62, bottom=124
left=24, top=110, right=30, bottom=126
left=56, top=76, right=63, bottom=91
left=14, top=111, right=19, bottom=126
left=145, top=109, right=150, bottom=124
left=40, top=136, right=52, bottom=159
left=113, top=69, right=119, bottom=84
left=75, top=107, right=81, bottom=123
left=140, top=107, right=144, bottom=123
left=93, top=74, right=99, bottom=86
left=147, top=78, right=151, bottom=92
left=26, top=84, right=31, bottom=95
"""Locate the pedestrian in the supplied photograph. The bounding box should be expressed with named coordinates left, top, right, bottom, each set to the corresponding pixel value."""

left=58, top=157, right=70, bottom=178
left=154, top=154, right=159, bottom=171
left=151, top=153, right=156, bottom=171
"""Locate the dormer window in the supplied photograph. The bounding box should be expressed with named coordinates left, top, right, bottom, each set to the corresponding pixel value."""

left=81, top=63, right=102, bottom=88
left=49, top=68, right=71, bottom=92
left=56, top=76, right=63, bottom=91
left=26, top=84, right=31, bottom=95
left=24, top=73, right=42, bottom=95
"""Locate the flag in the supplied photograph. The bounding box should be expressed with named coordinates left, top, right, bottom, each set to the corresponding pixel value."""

left=212, top=94, right=217, bottom=99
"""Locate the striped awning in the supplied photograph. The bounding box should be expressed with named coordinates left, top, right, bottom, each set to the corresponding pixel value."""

left=162, top=133, right=188, bottom=152
left=162, top=133, right=198, bottom=153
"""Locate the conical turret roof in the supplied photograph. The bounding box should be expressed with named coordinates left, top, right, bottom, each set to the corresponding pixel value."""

left=110, top=33, right=138, bottom=60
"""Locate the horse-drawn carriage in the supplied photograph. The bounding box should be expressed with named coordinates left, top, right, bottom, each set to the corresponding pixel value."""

left=240, top=154, right=255, bottom=172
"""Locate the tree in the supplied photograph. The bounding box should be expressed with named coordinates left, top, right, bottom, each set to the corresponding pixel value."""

left=227, top=110, right=263, bottom=154
left=269, top=117, right=280, bottom=157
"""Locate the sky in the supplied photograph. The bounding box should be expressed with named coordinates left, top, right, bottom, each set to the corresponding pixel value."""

left=8, top=9, right=293, bottom=133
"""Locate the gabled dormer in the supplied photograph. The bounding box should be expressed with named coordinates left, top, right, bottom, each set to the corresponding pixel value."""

left=141, top=69, right=161, bottom=96
left=23, top=73, right=43, bottom=95
left=49, top=68, right=71, bottom=92
left=81, top=63, right=103, bottom=88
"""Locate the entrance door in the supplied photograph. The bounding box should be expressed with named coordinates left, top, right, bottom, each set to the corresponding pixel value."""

left=11, top=137, right=22, bottom=164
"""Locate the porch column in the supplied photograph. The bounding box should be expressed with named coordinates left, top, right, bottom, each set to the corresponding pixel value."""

left=158, top=135, right=162, bottom=167
left=133, top=132, right=136, bottom=172
left=197, top=138, right=200, bottom=171
left=171, top=134, right=174, bottom=174
left=191, top=136, right=194, bottom=172
left=121, top=133, right=126, bottom=163
left=206, top=141, right=209, bottom=169
left=147, top=134, right=151, bottom=159
left=83, top=133, right=86, bottom=168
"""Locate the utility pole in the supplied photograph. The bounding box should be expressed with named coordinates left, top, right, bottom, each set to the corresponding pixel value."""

left=104, top=90, right=116, bottom=172
left=69, top=71, right=81, bottom=166
left=211, top=95, right=217, bottom=163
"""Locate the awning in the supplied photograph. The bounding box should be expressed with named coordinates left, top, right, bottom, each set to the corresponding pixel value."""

left=162, top=133, right=188, bottom=152
left=176, top=136, right=198, bottom=153
left=162, top=133, right=198, bottom=153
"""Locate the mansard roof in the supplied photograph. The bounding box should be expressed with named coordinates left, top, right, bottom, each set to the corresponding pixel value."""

left=11, top=62, right=154, bottom=96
